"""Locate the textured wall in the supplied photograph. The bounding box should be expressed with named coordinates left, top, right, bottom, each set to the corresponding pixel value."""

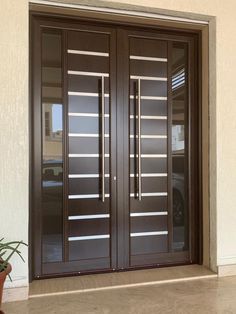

left=0, top=0, right=29, bottom=288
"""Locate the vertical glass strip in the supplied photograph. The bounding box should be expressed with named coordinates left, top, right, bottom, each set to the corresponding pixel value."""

left=41, top=31, right=63, bottom=263
left=171, top=42, right=189, bottom=252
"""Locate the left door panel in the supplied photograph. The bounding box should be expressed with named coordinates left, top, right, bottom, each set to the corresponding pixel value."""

left=32, top=18, right=117, bottom=277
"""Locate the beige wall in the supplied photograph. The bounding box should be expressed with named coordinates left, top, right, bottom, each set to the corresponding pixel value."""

left=0, top=0, right=29, bottom=288
left=1, top=0, right=236, bottom=290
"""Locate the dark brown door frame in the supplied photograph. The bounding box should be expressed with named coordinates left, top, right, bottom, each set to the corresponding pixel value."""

left=29, top=10, right=202, bottom=280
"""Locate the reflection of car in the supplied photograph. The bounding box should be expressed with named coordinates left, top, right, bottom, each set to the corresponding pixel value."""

left=42, top=160, right=63, bottom=263
left=42, top=159, right=63, bottom=205
left=42, top=160, right=63, bottom=234
left=43, top=160, right=63, bottom=185
left=173, top=173, right=185, bottom=226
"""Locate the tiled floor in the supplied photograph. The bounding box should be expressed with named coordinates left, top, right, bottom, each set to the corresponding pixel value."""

left=29, top=265, right=216, bottom=297
left=2, top=275, right=236, bottom=314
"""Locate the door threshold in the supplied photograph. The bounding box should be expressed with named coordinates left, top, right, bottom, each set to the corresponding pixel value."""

left=29, top=265, right=217, bottom=298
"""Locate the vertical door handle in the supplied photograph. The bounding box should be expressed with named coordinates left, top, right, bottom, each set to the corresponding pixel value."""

left=101, top=76, right=105, bottom=202
left=138, top=79, right=142, bottom=201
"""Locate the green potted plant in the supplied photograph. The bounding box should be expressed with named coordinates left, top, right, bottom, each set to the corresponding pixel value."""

left=0, top=238, right=27, bottom=308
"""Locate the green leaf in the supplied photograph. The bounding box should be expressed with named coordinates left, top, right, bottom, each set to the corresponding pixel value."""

left=0, top=238, right=27, bottom=274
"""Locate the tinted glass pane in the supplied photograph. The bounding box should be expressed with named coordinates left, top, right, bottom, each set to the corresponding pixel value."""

left=171, top=43, right=189, bottom=252
left=41, top=31, right=63, bottom=263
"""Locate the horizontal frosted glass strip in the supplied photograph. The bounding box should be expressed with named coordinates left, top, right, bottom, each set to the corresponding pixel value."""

left=68, top=133, right=109, bottom=138
left=69, top=154, right=110, bottom=158
left=68, top=113, right=110, bottom=118
left=130, top=135, right=167, bottom=139
left=130, top=115, right=167, bottom=120
left=130, top=211, right=168, bottom=217
left=130, top=192, right=168, bottom=197
left=130, top=55, right=167, bottom=62
left=130, top=75, right=167, bottom=81
left=69, top=174, right=110, bottom=178
left=69, top=193, right=110, bottom=199
left=68, top=70, right=109, bottom=77
left=130, top=154, right=167, bottom=158
left=69, top=214, right=110, bottom=220
left=68, top=92, right=109, bottom=97
left=130, top=231, right=168, bottom=237
left=68, top=234, right=110, bottom=241
left=130, top=95, right=167, bottom=101
left=67, top=49, right=109, bottom=57
left=130, top=173, right=167, bottom=177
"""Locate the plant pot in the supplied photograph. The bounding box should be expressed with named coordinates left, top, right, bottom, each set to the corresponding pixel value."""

left=0, top=263, right=12, bottom=309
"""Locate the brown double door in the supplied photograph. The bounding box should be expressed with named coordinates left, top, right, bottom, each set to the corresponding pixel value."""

left=31, top=16, right=200, bottom=278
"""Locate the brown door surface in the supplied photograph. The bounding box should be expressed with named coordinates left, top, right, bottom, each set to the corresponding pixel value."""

left=31, top=16, right=200, bottom=278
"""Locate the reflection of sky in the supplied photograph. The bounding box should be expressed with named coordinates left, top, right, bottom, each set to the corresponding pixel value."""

left=52, top=104, right=62, bottom=132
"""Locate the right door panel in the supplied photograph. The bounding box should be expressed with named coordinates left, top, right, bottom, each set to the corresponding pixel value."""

left=121, top=30, right=198, bottom=267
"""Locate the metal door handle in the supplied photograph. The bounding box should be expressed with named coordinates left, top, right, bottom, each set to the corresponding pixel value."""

left=101, top=76, right=105, bottom=202
left=138, top=79, right=142, bottom=201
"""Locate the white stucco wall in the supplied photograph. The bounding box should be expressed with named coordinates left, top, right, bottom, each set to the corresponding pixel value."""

left=0, top=0, right=29, bottom=288
left=0, top=0, right=236, bottom=290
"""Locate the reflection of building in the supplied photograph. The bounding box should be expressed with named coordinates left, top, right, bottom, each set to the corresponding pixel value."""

left=172, top=125, right=185, bottom=152
left=172, top=47, right=186, bottom=155
left=43, top=103, right=63, bottom=161
left=172, top=47, right=186, bottom=176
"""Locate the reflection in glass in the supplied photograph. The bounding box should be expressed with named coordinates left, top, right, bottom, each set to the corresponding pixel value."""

left=171, top=43, right=188, bottom=252
left=41, top=31, right=63, bottom=263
